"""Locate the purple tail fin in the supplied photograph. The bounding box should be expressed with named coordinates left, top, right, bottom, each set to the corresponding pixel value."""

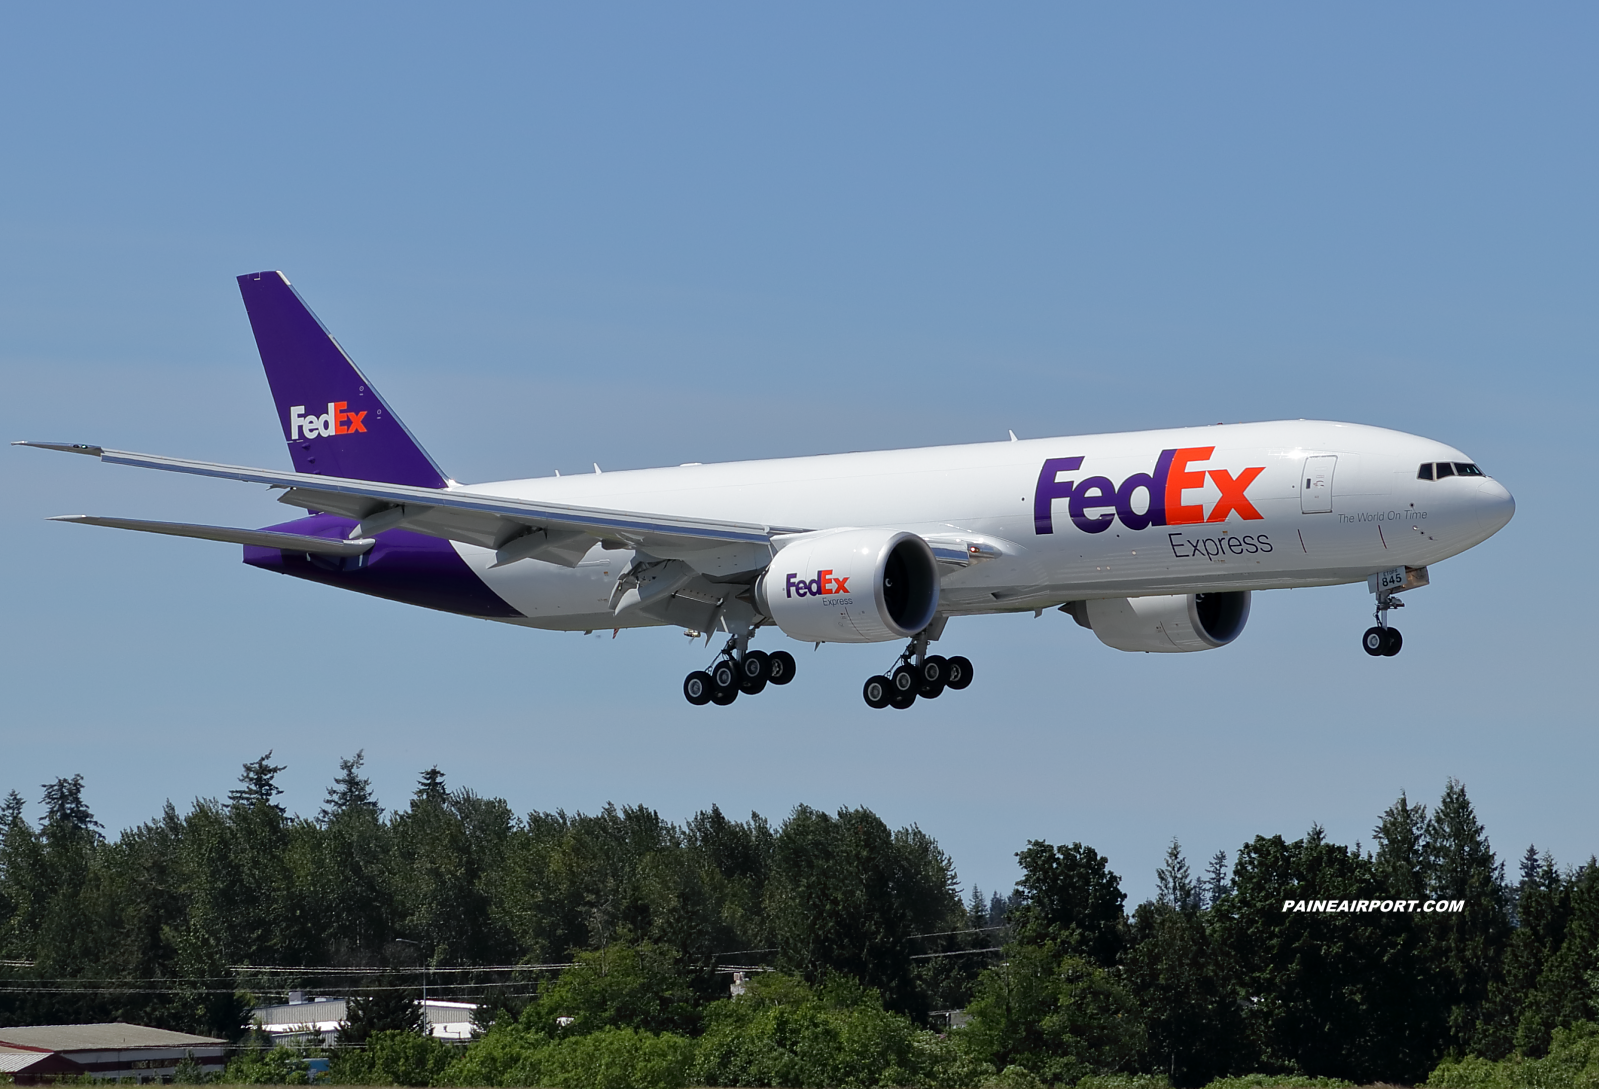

left=237, top=271, right=448, bottom=488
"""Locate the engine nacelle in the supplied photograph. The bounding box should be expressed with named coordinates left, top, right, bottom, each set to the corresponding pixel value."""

left=1067, top=591, right=1252, bottom=653
left=755, top=529, right=939, bottom=643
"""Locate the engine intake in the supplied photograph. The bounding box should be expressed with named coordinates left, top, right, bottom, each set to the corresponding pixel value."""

left=756, top=529, right=939, bottom=643
left=1066, top=591, right=1251, bottom=652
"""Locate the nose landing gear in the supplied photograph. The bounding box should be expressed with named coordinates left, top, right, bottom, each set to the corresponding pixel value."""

left=683, top=637, right=796, bottom=706
left=863, top=632, right=974, bottom=710
left=1362, top=591, right=1405, bottom=657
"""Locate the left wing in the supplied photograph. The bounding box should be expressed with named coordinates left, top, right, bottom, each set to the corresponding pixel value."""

left=16, top=442, right=801, bottom=574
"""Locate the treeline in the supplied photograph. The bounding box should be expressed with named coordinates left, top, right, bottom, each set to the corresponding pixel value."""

left=0, top=757, right=1595, bottom=1087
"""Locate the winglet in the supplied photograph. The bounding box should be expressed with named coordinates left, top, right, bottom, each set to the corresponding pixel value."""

left=14, top=441, right=105, bottom=456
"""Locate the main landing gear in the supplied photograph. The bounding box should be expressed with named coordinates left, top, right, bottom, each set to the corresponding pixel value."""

left=862, top=634, right=973, bottom=710
left=683, top=638, right=797, bottom=706
left=1362, top=592, right=1404, bottom=658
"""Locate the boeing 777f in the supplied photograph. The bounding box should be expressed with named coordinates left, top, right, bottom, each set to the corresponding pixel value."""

left=17, top=272, right=1515, bottom=708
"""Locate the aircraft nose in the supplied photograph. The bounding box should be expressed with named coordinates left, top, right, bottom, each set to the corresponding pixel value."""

left=1475, top=478, right=1515, bottom=535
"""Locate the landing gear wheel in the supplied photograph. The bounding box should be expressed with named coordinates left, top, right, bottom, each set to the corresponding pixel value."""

left=917, top=655, right=948, bottom=698
left=684, top=671, right=713, bottom=706
left=1362, top=627, right=1386, bottom=657
left=709, top=683, right=739, bottom=706
left=863, top=675, right=892, bottom=709
left=944, top=655, right=974, bottom=690
left=891, top=665, right=918, bottom=699
left=1382, top=628, right=1403, bottom=657
left=711, top=660, right=738, bottom=691
left=890, top=688, right=917, bottom=710
left=739, top=651, right=770, bottom=694
left=767, top=650, right=797, bottom=686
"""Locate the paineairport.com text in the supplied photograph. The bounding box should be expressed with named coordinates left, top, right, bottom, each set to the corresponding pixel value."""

left=1282, top=898, right=1466, bottom=913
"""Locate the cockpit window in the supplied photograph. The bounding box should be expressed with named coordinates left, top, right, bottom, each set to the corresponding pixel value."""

left=1455, top=462, right=1484, bottom=477
left=1417, top=463, right=1434, bottom=480
left=1434, top=462, right=1455, bottom=478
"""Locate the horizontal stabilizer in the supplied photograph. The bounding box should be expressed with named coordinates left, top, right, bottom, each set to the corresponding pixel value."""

left=49, top=515, right=375, bottom=556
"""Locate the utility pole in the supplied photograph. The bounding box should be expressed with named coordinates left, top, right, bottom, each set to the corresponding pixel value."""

left=394, top=938, right=429, bottom=1038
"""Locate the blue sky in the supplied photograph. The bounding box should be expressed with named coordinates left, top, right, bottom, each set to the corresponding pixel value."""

left=1, top=4, right=1593, bottom=904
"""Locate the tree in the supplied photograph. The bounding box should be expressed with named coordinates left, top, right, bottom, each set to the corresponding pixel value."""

left=1423, top=779, right=1511, bottom=1055
left=1373, top=791, right=1428, bottom=901
left=320, top=751, right=378, bottom=822
left=1010, top=841, right=1128, bottom=967
left=338, top=986, right=424, bottom=1046
left=1202, top=851, right=1231, bottom=909
left=229, top=752, right=287, bottom=815
left=1157, top=840, right=1200, bottom=913
left=962, top=943, right=1145, bottom=1085
left=41, top=775, right=101, bottom=835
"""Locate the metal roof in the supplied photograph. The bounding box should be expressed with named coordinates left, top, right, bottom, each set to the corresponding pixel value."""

left=0, top=1023, right=224, bottom=1051
left=0, top=1048, right=53, bottom=1073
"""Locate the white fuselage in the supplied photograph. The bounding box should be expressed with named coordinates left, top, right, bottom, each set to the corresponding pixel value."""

left=447, top=420, right=1514, bottom=635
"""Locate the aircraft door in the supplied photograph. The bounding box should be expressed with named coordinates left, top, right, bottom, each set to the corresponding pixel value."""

left=1301, top=456, right=1337, bottom=514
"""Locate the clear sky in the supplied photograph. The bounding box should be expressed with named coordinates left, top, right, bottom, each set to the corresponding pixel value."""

left=1, top=4, right=1593, bottom=905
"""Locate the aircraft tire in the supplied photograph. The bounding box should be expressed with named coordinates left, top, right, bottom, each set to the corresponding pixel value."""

left=709, top=684, right=738, bottom=706
left=863, top=675, right=892, bottom=709
left=1382, top=628, right=1403, bottom=657
left=890, top=688, right=917, bottom=710
left=712, top=660, right=738, bottom=690
left=767, top=650, right=797, bottom=685
left=917, top=655, right=948, bottom=698
left=1363, top=627, right=1387, bottom=656
left=684, top=671, right=713, bottom=706
left=944, top=656, right=974, bottom=690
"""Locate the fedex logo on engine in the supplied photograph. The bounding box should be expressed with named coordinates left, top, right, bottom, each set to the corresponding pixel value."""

left=785, top=570, right=851, bottom=598
left=1035, top=447, right=1265, bottom=535
left=289, top=402, right=367, bottom=440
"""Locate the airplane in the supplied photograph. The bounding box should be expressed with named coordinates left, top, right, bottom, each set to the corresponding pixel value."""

left=17, top=271, right=1515, bottom=709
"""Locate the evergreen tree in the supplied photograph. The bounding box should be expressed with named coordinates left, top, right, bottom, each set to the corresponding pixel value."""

left=320, top=751, right=379, bottom=822
left=415, top=766, right=447, bottom=805
left=1423, top=779, right=1510, bottom=1055
left=1373, top=791, right=1428, bottom=900
left=1156, top=840, right=1199, bottom=913
left=41, top=775, right=101, bottom=835
left=1203, top=851, right=1231, bottom=909
left=229, top=752, right=287, bottom=815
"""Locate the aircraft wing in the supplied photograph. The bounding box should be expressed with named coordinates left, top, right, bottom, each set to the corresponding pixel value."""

left=16, top=442, right=799, bottom=573
left=48, top=514, right=378, bottom=555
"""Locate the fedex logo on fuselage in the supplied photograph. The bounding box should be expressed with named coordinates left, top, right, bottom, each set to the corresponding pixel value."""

left=785, top=570, right=851, bottom=598
left=289, top=402, right=367, bottom=440
left=1034, top=446, right=1265, bottom=535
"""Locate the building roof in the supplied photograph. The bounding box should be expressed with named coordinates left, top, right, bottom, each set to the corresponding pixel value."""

left=0, top=1023, right=224, bottom=1051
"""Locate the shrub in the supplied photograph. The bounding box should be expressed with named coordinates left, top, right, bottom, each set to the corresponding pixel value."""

left=689, top=971, right=992, bottom=1089
left=1426, top=1021, right=1599, bottom=1089
left=328, top=1030, right=453, bottom=1086
left=1199, top=1077, right=1353, bottom=1089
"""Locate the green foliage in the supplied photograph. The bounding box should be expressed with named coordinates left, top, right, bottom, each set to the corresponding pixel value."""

left=1425, top=1021, right=1599, bottom=1089
left=330, top=1030, right=453, bottom=1086
left=338, top=988, right=424, bottom=1046
left=960, top=944, right=1145, bottom=1086
left=690, top=972, right=989, bottom=1088
left=1198, top=1077, right=1353, bottom=1089
left=523, top=942, right=702, bottom=1036
left=1010, top=842, right=1128, bottom=968
left=225, top=1044, right=322, bottom=1085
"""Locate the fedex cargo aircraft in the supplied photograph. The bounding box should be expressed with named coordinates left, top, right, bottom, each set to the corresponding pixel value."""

left=18, top=272, right=1515, bottom=709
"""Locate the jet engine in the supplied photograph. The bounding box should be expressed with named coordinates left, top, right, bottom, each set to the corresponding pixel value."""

left=755, top=529, right=939, bottom=643
left=1064, top=591, right=1251, bottom=652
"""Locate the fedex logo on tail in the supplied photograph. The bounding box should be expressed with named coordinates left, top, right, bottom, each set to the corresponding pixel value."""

left=785, top=570, right=850, bottom=598
left=1035, top=447, right=1265, bottom=535
left=289, top=402, right=367, bottom=440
